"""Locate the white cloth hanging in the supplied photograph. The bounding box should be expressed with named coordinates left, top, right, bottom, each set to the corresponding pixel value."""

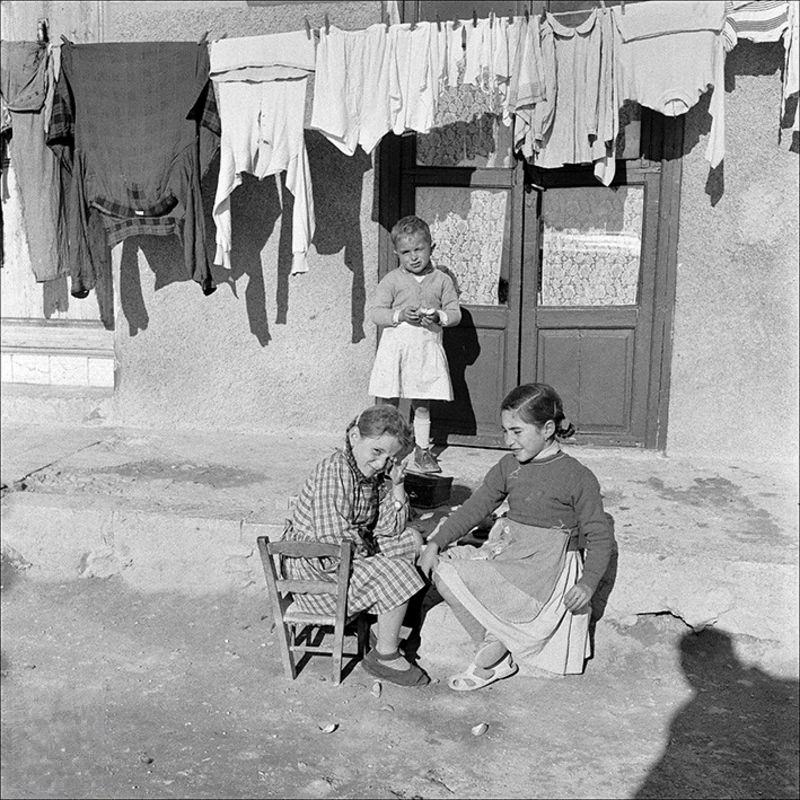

left=388, top=22, right=436, bottom=136
left=310, top=23, right=392, bottom=156
left=210, top=31, right=315, bottom=275
left=614, top=0, right=726, bottom=168
left=784, top=1, right=799, bottom=135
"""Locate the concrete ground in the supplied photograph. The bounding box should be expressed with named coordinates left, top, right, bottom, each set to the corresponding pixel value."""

left=1, top=414, right=798, bottom=798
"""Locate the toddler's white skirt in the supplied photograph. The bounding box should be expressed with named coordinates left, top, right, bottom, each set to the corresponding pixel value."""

left=368, top=322, right=453, bottom=400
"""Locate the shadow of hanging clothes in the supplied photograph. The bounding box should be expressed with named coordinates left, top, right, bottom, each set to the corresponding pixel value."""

left=305, top=131, right=373, bottom=344
left=200, top=149, right=281, bottom=347
left=634, top=628, right=799, bottom=799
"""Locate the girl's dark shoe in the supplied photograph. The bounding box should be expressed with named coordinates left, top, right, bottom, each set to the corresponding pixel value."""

left=361, top=649, right=430, bottom=686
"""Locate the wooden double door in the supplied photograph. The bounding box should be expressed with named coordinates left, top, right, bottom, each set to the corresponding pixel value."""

left=378, top=117, right=681, bottom=449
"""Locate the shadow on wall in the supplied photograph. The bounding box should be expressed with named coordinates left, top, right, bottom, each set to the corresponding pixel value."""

left=306, top=131, right=373, bottom=344
left=680, top=40, right=789, bottom=207
left=634, top=628, right=799, bottom=799
left=117, top=132, right=373, bottom=345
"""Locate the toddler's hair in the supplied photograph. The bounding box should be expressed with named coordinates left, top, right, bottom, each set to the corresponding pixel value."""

left=391, top=215, right=432, bottom=246
left=501, top=383, right=576, bottom=439
left=348, top=405, right=415, bottom=452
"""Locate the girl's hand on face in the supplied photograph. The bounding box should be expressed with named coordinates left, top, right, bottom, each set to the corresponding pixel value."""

left=388, top=456, right=407, bottom=486
left=564, top=581, right=593, bottom=614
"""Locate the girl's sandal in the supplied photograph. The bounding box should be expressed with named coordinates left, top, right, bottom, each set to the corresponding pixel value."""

left=447, top=653, right=519, bottom=692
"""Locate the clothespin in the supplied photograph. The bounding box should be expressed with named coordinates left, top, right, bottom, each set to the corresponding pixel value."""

left=60, top=34, right=71, bottom=45
left=599, top=0, right=607, bottom=13
left=324, top=13, right=330, bottom=34
left=304, top=16, right=312, bottom=40
left=621, top=0, right=626, bottom=14
left=436, top=12, right=442, bottom=32
left=198, top=31, right=209, bottom=45
left=37, top=18, right=49, bottom=44
left=489, top=10, right=494, bottom=28
left=473, top=9, right=478, bottom=27
left=524, top=8, right=530, bottom=23
left=508, top=13, right=514, bottom=25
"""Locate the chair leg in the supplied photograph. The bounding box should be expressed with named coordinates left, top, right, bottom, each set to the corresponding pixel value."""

left=330, top=620, right=346, bottom=685
left=274, top=619, right=297, bottom=681
left=357, top=613, right=370, bottom=658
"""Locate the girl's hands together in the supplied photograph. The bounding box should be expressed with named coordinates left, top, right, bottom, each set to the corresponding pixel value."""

left=564, top=581, right=593, bottom=614
left=398, top=306, right=420, bottom=324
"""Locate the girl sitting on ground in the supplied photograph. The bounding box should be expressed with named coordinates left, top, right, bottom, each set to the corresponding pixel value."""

left=284, top=405, right=429, bottom=687
left=418, top=383, right=616, bottom=691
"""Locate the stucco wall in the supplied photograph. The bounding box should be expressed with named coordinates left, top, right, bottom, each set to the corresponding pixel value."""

left=101, top=1, right=384, bottom=436
left=668, top=41, right=799, bottom=461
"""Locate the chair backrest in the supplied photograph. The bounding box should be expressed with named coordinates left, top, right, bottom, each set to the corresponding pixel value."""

left=259, top=538, right=354, bottom=613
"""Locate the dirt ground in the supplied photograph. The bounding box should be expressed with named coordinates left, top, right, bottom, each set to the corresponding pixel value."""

left=2, top=555, right=798, bottom=800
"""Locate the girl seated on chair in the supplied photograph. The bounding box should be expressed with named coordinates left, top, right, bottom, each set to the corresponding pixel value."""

left=283, top=405, right=429, bottom=687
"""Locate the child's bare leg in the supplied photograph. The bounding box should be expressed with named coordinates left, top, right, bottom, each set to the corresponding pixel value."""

left=376, top=602, right=411, bottom=671
left=435, top=573, right=508, bottom=675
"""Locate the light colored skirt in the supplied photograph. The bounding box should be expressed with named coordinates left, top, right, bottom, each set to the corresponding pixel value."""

left=434, top=520, right=591, bottom=675
left=368, top=322, right=453, bottom=400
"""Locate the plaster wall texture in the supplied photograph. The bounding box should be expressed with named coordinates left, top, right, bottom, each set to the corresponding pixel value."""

left=668, top=41, right=799, bottom=461
left=101, top=1, right=383, bottom=435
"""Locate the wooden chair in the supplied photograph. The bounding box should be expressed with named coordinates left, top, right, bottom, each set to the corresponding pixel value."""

left=256, top=536, right=369, bottom=685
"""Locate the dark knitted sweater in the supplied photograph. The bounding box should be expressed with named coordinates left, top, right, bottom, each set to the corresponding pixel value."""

left=429, top=451, right=616, bottom=592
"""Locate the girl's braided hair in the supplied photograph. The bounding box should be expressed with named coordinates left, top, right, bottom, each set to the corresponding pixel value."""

left=500, top=383, right=576, bottom=440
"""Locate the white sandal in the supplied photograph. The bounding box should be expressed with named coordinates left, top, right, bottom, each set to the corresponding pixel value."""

left=447, top=653, right=519, bottom=692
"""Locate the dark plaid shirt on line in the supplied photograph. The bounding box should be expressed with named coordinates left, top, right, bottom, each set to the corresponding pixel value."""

left=47, top=42, right=221, bottom=298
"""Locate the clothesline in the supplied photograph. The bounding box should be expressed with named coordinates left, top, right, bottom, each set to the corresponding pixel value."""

left=1, top=0, right=796, bottom=319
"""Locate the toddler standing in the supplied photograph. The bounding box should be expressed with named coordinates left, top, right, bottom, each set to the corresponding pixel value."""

left=368, top=215, right=461, bottom=474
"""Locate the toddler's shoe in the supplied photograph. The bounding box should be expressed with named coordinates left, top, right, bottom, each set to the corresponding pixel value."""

left=409, top=445, right=441, bottom=474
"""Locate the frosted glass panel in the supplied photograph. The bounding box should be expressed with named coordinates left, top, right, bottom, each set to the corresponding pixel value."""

left=416, top=186, right=510, bottom=306
left=540, top=186, right=643, bottom=307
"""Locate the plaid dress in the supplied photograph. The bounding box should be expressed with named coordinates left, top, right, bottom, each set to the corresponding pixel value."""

left=284, top=442, right=424, bottom=616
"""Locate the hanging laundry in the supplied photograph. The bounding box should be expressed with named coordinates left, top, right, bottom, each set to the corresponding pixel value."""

left=388, top=22, right=437, bottom=136
left=508, top=14, right=550, bottom=158
left=783, top=1, right=799, bottom=135
left=47, top=41, right=220, bottom=327
left=211, top=30, right=315, bottom=275
left=310, top=24, right=392, bottom=156
left=0, top=41, right=68, bottom=283
left=535, top=9, right=620, bottom=185
left=614, top=1, right=727, bottom=167
left=723, top=0, right=789, bottom=51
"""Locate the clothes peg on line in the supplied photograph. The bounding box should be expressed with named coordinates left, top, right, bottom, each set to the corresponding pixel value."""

left=198, top=31, right=209, bottom=45
left=436, top=12, right=442, bottom=31
left=473, top=9, right=478, bottom=27
left=60, top=34, right=71, bottom=45
left=524, top=8, right=530, bottom=23
left=37, top=18, right=49, bottom=44
left=304, top=16, right=312, bottom=39
left=621, top=0, right=626, bottom=14
left=489, top=10, right=494, bottom=28
left=324, top=13, right=330, bottom=34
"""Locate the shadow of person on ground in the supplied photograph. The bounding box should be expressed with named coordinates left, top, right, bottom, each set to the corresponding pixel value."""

left=634, top=628, right=799, bottom=799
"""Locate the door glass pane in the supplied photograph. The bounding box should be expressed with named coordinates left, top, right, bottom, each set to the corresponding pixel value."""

left=540, top=185, right=643, bottom=307
left=416, top=186, right=510, bottom=306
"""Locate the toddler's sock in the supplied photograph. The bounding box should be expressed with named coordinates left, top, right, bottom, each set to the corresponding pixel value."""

left=413, top=406, right=431, bottom=450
